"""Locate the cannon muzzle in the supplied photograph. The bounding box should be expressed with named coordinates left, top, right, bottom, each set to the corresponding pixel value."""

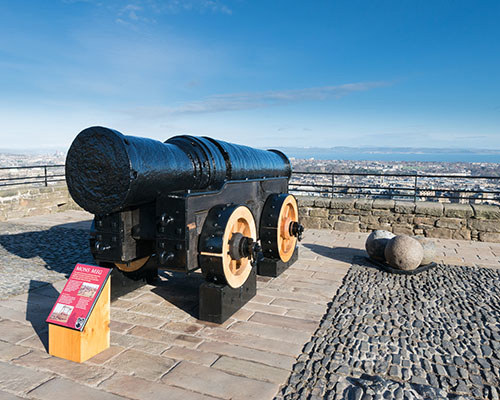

left=66, top=126, right=291, bottom=215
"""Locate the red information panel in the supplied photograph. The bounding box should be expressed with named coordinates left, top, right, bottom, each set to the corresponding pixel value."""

left=46, top=264, right=111, bottom=331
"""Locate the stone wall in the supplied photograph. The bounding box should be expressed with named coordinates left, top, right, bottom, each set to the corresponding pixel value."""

left=2, top=185, right=499, bottom=243
left=0, top=184, right=82, bottom=221
left=297, top=196, right=500, bottom=243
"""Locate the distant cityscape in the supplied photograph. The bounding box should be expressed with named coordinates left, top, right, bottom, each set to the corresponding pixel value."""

left=0, top=151, right=65, bottom=167
left=291, top=158, right=500, bottom=206
left=291, top=157, right=500, bottom=176
left=1, top=150, right=499, bottom=206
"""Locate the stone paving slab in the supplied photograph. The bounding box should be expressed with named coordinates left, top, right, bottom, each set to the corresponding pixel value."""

left=0, top=361, right=54, bottom=397
left=99, top=374, right=217, bottom=400
left=0, top=212, right=499, bottom=398
left=161, top=361, right=279, bottom=400
left=0, top=390, right=24, bottom=400
left=28, top=377, right=128, bottom=400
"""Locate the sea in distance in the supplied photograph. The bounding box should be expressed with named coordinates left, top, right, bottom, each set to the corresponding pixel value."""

left=277, top=147, right=500, bottom=163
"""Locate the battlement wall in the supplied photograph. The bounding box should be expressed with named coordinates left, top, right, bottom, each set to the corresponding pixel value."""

left=1, top=186, right=499, bottom=243
left=0, top=184, right=82, bottom=221
left=297, top=196, right=500, bottom=243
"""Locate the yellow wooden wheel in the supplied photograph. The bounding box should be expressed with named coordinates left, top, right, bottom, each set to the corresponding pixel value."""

left=277, top=195, right=299, bottom=262
left=260, top=194, right=300, bottom=262
left=199, top=204, right=257, bottom=289
left=221, top=206, right=257, bottom=288
left=114, top=256, right=150, bottom=272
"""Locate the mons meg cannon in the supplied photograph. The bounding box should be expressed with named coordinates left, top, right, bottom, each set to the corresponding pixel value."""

left=66, top=126, right=303, bottom=322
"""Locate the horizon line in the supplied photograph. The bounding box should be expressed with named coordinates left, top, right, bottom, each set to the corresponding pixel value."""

left=2, top=145, right=500, bottom=154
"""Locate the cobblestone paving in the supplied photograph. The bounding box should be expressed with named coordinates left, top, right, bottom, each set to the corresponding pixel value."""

left=0, top=222, right=93, bottom=297
left=279, top=259, right=500, bottom=400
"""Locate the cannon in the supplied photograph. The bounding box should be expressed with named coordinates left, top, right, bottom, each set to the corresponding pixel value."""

left=66, top=126, right=303, bottom=322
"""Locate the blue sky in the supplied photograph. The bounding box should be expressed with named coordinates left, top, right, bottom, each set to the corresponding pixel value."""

left=0, top=0, right=499, bottom=150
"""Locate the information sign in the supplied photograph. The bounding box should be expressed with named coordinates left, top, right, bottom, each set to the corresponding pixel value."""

left=46, top=264, right=111, bottom=331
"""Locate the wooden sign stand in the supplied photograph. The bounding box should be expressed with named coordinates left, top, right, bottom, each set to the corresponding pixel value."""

left=48, top=278, right=110, bottom=363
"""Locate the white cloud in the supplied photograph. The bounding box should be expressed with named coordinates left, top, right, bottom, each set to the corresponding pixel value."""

left=151, top=0, right=232, bottom=15
left=125, top=81, right=391, bottom=117
left=64, top=0, right=232, bottom=19
left=122, top=4, right=142, bottom=20
left=62, top=0, right=232, bottom=30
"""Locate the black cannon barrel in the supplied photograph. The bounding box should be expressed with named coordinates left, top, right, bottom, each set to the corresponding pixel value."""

left=66, top=126, right=291, bottom=215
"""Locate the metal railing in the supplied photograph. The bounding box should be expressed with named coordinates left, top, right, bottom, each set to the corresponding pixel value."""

left=1, top=165, right=499, bottom=205
left=290, top=171, right=500, bottom=204
left=0, top=165, right=66, bottom=187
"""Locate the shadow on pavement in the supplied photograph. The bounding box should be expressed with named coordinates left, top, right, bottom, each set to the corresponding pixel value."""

left=109, top=267, right=150, bottom=301
left=51, top=220, right=92, bottom=230
left=151, top=270, right=204, bottom=319
left=26, top=280, right=60, bottom=352
left=304, top=243, right=367, bottom=262
left=0, top=224, right=93, bottom=277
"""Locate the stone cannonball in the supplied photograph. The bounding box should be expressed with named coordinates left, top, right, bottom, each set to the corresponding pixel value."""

left=365, top=230, right=395, bottom=262
left=415, top=236, right=436, bottom=266
left=384, top=235, right=424, bottom=271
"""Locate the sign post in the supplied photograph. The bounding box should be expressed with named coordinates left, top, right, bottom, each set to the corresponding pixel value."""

left=46, top=264, right=111, bottom=363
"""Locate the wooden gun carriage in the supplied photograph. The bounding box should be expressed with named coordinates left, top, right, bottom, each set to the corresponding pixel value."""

left=65, top=126, right=303, bottom=322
